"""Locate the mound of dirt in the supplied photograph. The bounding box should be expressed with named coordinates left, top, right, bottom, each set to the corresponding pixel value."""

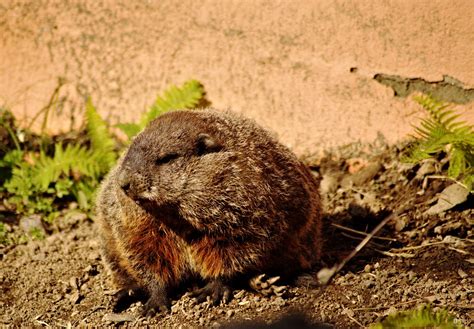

left=1, top=142, right=472, bottom=327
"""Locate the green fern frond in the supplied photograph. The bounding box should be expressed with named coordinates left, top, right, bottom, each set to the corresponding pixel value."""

left=5, top=161, right=33, bottom=200
left=405, top=95, right=474, bottom=191
left=32, top=143, right=100, bottom=191
left=117, top=80, right=205, bottom=139
left=414, top=95, right=474, bottom=134
left=85, top=98, right=117, bottom=171
left=115, top=123, right=142, bottom=140
left=142, top=79, right=204, bottom=126
left=370, top=305, right=461, bottom=328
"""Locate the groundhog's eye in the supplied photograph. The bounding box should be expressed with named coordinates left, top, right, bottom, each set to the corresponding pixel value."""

left=155, top=153, right=179, bottom=165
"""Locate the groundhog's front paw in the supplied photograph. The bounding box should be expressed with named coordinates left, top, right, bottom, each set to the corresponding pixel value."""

left=113, top=286, right=147, bottom=313
left=190, top=279, right=232, bottom=305
left=141, top=294, right=170, bottom=317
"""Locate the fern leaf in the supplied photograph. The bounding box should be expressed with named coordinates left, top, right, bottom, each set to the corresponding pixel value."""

left=116, top=80, right=205, bottom=139
left=440, top=112, right=461, bottom=127
left=115, top=123, right=142, bottom=139
left=448, top=148, right=466, bottom=178
left=408, top=95, right=474, bottom=192
left=141, top=80, right=204, bottom=128
left=370, top=305, right=460, bottom=329
left=85, top=98, right=117, bottom=171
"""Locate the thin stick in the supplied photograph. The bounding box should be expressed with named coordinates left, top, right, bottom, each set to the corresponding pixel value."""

left=344, top=311, right=364, bottom=327
left=340, top=232, right=386, bottom=249
left=395, top=241, right=453, bottom=251
left=332, top=223, right=397, bottom=241
left=319, top=212, right=397, bottom=285
left=373, top=249, right=415, bottom=258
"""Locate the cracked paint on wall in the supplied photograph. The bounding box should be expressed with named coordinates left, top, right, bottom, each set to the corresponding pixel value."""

left=374, top=74, right=474, bottom=104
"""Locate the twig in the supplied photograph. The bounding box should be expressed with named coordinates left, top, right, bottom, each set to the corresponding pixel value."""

left=394, top=241, right=453, bottom=251
left=340, top=232, right=386, bottom=249
left=374, top=249, right=415, bottom=258
left=343, top=310, right=364, bottom=327
left=447, top=247, right=469, bottom=255
left=35, top=320, right=50, bottom=327
left=423, top=175, right=468, bottom=190
left=27, top=77, right=66, bottom=132
left=318, top=212, right=398, bottom=285
left=332, top=223, right=397, bottom=241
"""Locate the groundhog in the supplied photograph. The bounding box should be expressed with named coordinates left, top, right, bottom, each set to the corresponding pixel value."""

left=96, top=108, right=322, bottom=316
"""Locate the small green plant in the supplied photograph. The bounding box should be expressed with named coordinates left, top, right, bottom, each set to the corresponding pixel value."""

left=28, top=227, right=45, bottom=241
left=2, top=100, right=117, bottom=220
left=370, top=305, right=461, bottom=328
left=116, top=80, right=205, bottom=139
left=405, top=95, right=474, bottom=191
left=0, top=222, right=10, bottom=245
left=1, top=79, right=206, bottom=226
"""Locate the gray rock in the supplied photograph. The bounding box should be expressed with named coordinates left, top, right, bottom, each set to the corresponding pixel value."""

left=19, top=214, right=45, bottom=236
left=424, top=183, right=469, bottom=215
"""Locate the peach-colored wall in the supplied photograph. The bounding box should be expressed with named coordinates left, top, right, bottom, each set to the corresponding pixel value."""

left=1, top=0, right=473, bottom=155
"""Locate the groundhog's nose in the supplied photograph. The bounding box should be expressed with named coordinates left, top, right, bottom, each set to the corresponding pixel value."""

left=118, top=170, right=131, bottom=193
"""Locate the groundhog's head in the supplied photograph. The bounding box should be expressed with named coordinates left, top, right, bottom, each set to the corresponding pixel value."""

left=116, top=111, right=231, bottom=213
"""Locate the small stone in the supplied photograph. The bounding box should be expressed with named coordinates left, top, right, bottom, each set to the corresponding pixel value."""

left=424, top=295, right=437, bottom=303
left=102, top=313, right=135, bottom=323
left=233, top=290, right=245, bottom=299
left=424, top=184, right=469, bottom=215
left=69, top=291, right=81, bottom=304
left=171, top=303, right=180, bottom=314
left=320, top=174, right=339, bottom=194
left=416, top=160, right=437, bottom=178
left=457, top=269, right=468, bottom=279
left=394, top=217, right=407, bottom=232
left=19, top=214, right=45, bottom=237
left=226, top=310, right=234, bottom=318
left=52, top=294, right=63, bottom=303
left=341, top=161, right=382, bottom=187
left=69, top=277, right=79, bottom=289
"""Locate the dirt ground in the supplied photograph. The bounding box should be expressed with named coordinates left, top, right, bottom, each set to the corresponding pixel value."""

left=1, top=141, right=472, bottom=328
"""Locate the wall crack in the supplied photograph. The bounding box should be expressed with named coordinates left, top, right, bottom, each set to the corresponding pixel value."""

left=373, top=73, right=474, bottom=104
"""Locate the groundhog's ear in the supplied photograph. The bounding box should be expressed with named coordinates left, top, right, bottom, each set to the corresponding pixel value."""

left=196, top=133, right=222, bottom=155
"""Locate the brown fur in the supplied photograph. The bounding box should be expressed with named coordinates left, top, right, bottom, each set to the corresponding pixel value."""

left=96, top=108, right=323, bottom=314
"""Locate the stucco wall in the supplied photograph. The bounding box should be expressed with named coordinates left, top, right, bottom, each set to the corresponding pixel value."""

left=1, top=0, right=473, bottom=155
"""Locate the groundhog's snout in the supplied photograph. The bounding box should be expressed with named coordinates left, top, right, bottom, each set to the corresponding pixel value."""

left=117, top=168, right=147, bottom=200
left=118, top=169, right=132, bottom=194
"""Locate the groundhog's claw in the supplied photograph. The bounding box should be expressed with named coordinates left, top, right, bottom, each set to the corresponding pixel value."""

left=140, top=285, right=170, bottom=317
left=141, top=296, right=170, bottom=317
left=113, top=286, right=147, bottom=313
left=190, top=279, right=232, bottom=305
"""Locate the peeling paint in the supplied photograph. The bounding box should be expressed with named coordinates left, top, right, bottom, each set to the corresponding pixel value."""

left=374, top=73, right=474, bottom=104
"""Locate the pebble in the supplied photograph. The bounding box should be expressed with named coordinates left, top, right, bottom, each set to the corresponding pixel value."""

left=102, top=313, right=135, bottom=323
left=19, top=215, right=45, bottom=236
left=320, top=174, right=339, bottom=194
left=457, top=269, right=468, bottom=279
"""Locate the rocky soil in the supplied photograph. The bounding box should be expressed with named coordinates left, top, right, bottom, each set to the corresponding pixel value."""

left=1, top=142, right=473, bottom=328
